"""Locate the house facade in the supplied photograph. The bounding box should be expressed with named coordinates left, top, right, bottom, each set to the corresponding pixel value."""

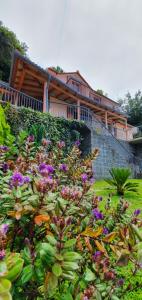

left=0, top=51, right=136, bottom=141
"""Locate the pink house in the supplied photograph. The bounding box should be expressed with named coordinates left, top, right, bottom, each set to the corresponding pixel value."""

left=0, top=51, right=135, bottom=141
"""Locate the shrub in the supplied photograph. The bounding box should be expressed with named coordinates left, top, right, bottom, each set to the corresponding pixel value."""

left=0, top=138, right=142, bottom=299
left=3, top=104, right=87, bottom=152
left=105, top=167, right=139, bottom=195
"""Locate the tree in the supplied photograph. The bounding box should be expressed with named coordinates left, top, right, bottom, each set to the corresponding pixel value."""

left=118, top=90, right=142, bottom=126
left=0, top=21, right=28, bottom=82
left=96, top=89, right=108, bottom=97
left=52, top=66, right=64, bottom=73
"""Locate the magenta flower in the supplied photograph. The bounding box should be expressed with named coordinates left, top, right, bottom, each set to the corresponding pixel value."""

left=93, top=251, right=102, bottom=261
left=0, top=250, right=5, bottom=260
left=42, top=139, right=51, bottom=146
left=134, top=209, right=141, bottom=216
left=75, top=140, right=80, bottom=147
left=0, top=224, right=9, bottom=235
left=57, top=141, right=65, bottom=149
left=92, top=208, right=104, bottom=220
left=59, top=164, right=68, bottom=172
left=81, top=173, right=88, bottom=183
left=118, top=278, right=124, bottom=286
left=27, top=135, right=34, bottom=142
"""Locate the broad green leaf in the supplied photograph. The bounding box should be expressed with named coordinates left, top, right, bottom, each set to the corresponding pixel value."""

left=46, top=236, right=57, bottom=246
left=62, top=261, right=79, bottom=271
left=47, top=273, right=58, bottom=297
left=0, top=279, right=11, bottom=293
left=41, top=243, right=56, bottom=256
left=21, top=265, right=33, bottom=284
left=84, top=268, right=96, bottom=282
left=64, top=239, right=76, bottom=248
left=0, top=292, right=12, bottom=300
left=63, top=252, right=82, bottom=261
left=52, top=263, right=62, bottom=277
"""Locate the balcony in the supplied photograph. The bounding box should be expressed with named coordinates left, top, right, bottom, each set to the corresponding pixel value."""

left=0, top=80, right=43, bottom=112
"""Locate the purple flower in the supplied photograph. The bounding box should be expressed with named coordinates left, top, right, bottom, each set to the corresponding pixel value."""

left=11, top=172, right=24, bottom=187
left=27, top=135, right=34, bottom=142
left=2, top=163, right=9, bottom=173
left=0, top=224, right=9, bottom=235
left=59, top=164, right=68, bottom=172
left=0, top=146, right=8, bottom=152
left=0, top=250, right=5, bottom=260
left=134, top=209, right=141, bottom=216
left=57, top=141, right=65, bottom=149
left=118, top=278, right=124, bottom=286
left=103, top=227, right=109, bottom=235
left=81, top=173, right=88, bottom=183
left=23, top=176, right=30, bottom=184
left=92, top=208, right=104, bottom=220
left=90, top=177, right=95, bottom=184
left=98, top=196, right=103, bottom=201
left=93, top=251, right=102, bottom=261
left=75, top=140, right=80, bottom=147
left=39, top=163, right=54, bottom=174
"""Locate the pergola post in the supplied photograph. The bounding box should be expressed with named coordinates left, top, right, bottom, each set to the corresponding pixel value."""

left=43, top=81, right=49, bottom=112
left=105, top=111, right=108, bottom=128
left=77, top=100, right=80, bottom=121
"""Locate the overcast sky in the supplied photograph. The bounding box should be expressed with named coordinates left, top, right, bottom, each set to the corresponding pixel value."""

left=1, top=0, right=142, bottom=100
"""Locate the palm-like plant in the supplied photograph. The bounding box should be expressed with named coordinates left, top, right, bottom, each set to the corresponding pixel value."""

left=105, top=168, right=139, bottom=195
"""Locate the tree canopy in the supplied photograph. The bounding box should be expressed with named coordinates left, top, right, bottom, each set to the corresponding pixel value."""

left=119, top=90, right=142, bottom=126
left=96, top=89, right=108, bottom=97
left=0, top=21, right=28, bottom=82
left=52, top=66, right=64, bottom=73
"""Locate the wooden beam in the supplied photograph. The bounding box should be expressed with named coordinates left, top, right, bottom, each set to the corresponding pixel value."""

left=25, top=68, right=46, bottom=83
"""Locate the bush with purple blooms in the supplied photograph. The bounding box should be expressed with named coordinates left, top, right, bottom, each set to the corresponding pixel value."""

left=0, top=136, right=142, bottom=300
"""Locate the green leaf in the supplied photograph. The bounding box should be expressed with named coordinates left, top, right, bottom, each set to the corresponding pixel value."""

left=0, top=262, right=7, bottom=277
left=52, top=263, right=62, bottom=277
left=64, top=239, right=76, bottom=248
left=60, top=293, right=73, bottom=300
left=62, top=261, right=79, bottom=271
left=40, top=243, right=56, bottom=256
left=111, top=295, right=120, bottom=300
left=63, top=252, right=82, bottom=261
left=46, top=236, right=57, bottom=246
left=21, top=265, right=33, bottom=284
left=0, top=279, right=11, bottom=293
left=47, top=273, right=58, bottom=297
left=0, top=292, right=12, bottom=300
left=96, top=290, right=102, bottom=300
left=84, top=268, right=96, bottom=282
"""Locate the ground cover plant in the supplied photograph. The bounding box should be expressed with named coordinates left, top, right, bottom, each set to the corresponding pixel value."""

left=0, top=134, right=142, bottom=300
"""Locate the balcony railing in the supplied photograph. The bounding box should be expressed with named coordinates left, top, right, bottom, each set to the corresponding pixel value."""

left=0, top=80, right=43, bottom=112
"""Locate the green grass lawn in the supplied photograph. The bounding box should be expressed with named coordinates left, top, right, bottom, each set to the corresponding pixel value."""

left=94, top=179, right=142, bottom=215
left=94, top=179, right=142, bottom=299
